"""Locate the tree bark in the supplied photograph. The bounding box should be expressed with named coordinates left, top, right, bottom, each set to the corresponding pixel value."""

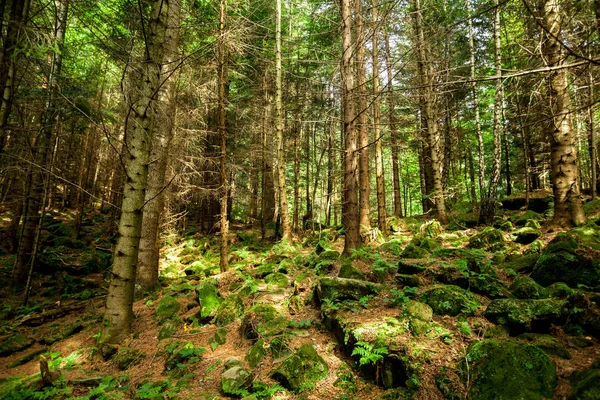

left=103, top=0, right=169, bottom=344
left=218, top=0, right=229, bottom=272
left=541, top=0, right=586, bottom=226
left=372, top=0, right=386, bottom=233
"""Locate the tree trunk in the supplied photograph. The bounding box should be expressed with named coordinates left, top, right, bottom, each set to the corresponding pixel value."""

left=411, top=0, right=447, bottom=223
left=103, top=0, right=169, bottom=344
left=541, top=0, right=586, bottom=226
left=275, top=0, right=291, bottom=241
left=341, top=0, right=360, bottom=254
left=136, top=0, right=181, bottom=294
left=372, top=0, right=386, bottom=233
left=218, top=0, right=229, bottom=272
left=355, top=0, right=370, bottom=232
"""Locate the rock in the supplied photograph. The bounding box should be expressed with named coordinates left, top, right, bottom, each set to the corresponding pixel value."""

left=531, top=229, right=600, bottom=289
left=463, top=339, right=557, bottom=400
left=493, top=219, right=513, bottom=231
left=319, top=250, right=340, bottom=260
left=509, top=276, right=549, bottom=299
left=0, top=334, right=34, bottom=357
left=6, top=347, right=47, bottom=368
left=195, top=281, right=223, bottom=321
left=418, top=220, right=444, bottom=239
left=215, top=294, right=244, bottom=326
left=224, top=356, right=244, bottom=370
left=419, top=285, right=481, bottom=316
left=396, top=274, right=422, bottom=287
left=468, top=276, right=512, bottom=299
left=271, top=343, right=328, bottom=393
left=155, top=295, right=181, bottom=323
left=264, top=272, right=289, bottom=288
left=245, top=339, right=267, bottom=368
left=409, top=318, right=430, bottom=336
left=518, top=333, right=571, bottom=359
left=221, top=366, right=253, bottom=395
left=39, top=322, right=83, bottom=345
left=241, top=304, right=287, bottom=340
left=511, top=227, right=541, bottom=245
left=397, top=261, right=427, bottom=275
left=403, top=300, right=433, bottom=322
left=164, top=341, right=206, bottom=376
left=512, top=210, right=544, bottom=227
left=158, top=320, right=178, bottom=340
left=338, top=261, right=366, bottom=280
left=546, top=282, right=575, bottom=298
left=400, top=237, right=440, bottom=258
left=468, top=227, right=505, bottom=251
left=501, top=253, right=539, bottom=274
left=568, top=361, right=600, bottom=400
left=316, top=277, right=381, bottom=304
left=484, top=298, right=567, bottom=333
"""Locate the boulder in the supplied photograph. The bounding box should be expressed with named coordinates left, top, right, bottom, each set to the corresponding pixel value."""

left=509, top=276, right=549, bottom=299
left=195, top=281, right=222, bottom=321
left=316, top=277, right=380, bottom=304
left=338, top=261, right=365, bottom=280
left=468, top=227, right=505, bottom=251
left=0, top=334, right=34, bottom=357
left=463, top=339, right=557, bottom=400
left=271, top=343, right=328, bottom=393
left=511, top=227, right=541, bottom=245
left=484, top=298, right=567, bottom=333
left=568, top=359, right=600, bottom=400
left=221, top=366, right=253, bottom=395
left=215, top=294, right=244, bottom=326
left=419, top=285, right=481, bottom=316
left=155, top=295, right=180, bottom=323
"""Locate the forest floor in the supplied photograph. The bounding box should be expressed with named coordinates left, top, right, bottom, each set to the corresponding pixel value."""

left=1, top=195, right=600, bottom=399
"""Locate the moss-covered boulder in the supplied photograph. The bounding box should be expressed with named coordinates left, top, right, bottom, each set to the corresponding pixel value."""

left=215, top=294, right=244, bottom=326
left=316, top=277, right=380, bottom=304
left=245, top=339, right=267, bottom=368
left=546, top=282, right=574, bottom=299
left=396, top=274, right=422, bottom=287
left=403, top=300, right=433, bottom=322
left=264, top=272, right=289, bottom=288
left=241, top=304, right=287, bottom=340
left=501, top=253, right=539, bottom=274
left=419, top=285, right=481, bottom=316
left=494, top=219, right=514, bottom=231
left=338, top=261, right=365, bottom=280
left=511, top=227, right=542, bottom=245
left=518, top=333, right=571, bottom=359
left=484, top=298, right=568, bottom=333
left=512, top=210, right=544, bottom=227
left=509, top=276, right=549, bottom=299
left=397, top=260, right=428, bottom=275
left=158, top=320, right=178, bottom=340
left=156, top=295, right=181, bottom=323
left=271, top=343, right=328, bottom=393
left=400, top=237, right=440, bottom=258
left=463, top=339, right=557, bottom=400
left=221, top=365, right=253, bottom=395
left=468, top=227, right=505, bottom=251
left=195, top=281, right=222, bottom=321
left=568, top=359, right=600, bottom=400
left=319, top=250, right=340, bottom=260
left=0, top=334, right=34, bottom=357
left=531, top=228, right=600, bottom=289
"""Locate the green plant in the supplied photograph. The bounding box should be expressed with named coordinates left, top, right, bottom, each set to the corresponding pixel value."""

left=358, top=295, right=371, bottom=308
left=351, top=340, right=389, bottom=366
left=458, top=320, right=472, bottom=336
left=386, top=287, right=418, bottom=306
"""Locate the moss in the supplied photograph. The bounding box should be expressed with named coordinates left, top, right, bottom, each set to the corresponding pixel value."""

left=468, top=227, right=505, bottom=251
left=512, top=210, right=543, bottom=227
left=215, top=294, right=244, bottom=326
left=568, top=363, right=600, bottom=400
left=396, top=273, right=422, bottom=287
left=501, top=253, right=539, bottom=274
left=195, top=281, right=222, bottom=321
left=271, top=343, right=328, bottom=393
left=0, top=334, right=34, bottom=357
left=221, top=366, right=253, bottom=395
left=511, top=227, right=542, bottom=245
left=484, top=298, right=567, bottom=333
left=518, top=333, right=571, bottom=359
left=316, top=277, right=380, bottom=304
left=158, top=320, right=178, bottom=340
left=419, top=285, right=481, bottom=316
left=583, top=199, right=600, bottom=215
left=463, top=339, right=557, bottom=400
left=546, top=282, right=574, bottom=298
left=164, top=341, right=206, bottom=376
left=115, top=347, right=145, bottom=370
left=245, top=339, right=267, bottom=368
left=319, top=250, right=340, bottom=260
left=338, top=261, right=365, bottom=280
left=494, top=219, right=514, bottom=231
left=241, top=304, right=280, bottom=340
left=156, top=296, right=181, bottom=323
left=403, top=300, right=433, bottom=322
left=509, top=276, right=549, bottom=299
left=264, top=272, right=289, bottom=288
left=418, top=220, right=444, bottom=239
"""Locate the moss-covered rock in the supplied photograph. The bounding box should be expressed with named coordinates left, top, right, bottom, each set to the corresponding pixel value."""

left=338, top=261, right=365, bottom=280
left=512, top=210, right=544, bottom=227
left=195, top=281, right=222, bottom=321
left=403, top=300, right=433, bottom=322
left=245, top=339, right=267, bottom=368
left=0, top=334, right=34, bottom=357
left=241, top=304, right=287, bottom=340
left=518, top=333, right=571, bottom=359
left=400, top=237, right=440, bottom=258
left=156, top=295, right=181, bottom=323
left=396, top=274, right=422, bottom=287
left=511, top=227, right=542, bottom=245
left=39, top=322, right=83, bottom=345
left=271, top=343, right=328, bottom=393
left=484, top=298, right=567, bottom=333
left=215, top=294, right=244, bottom=326
left=418, top=220, right=443, bottom=239
left=546, top=282, right=575, bottom=298
left=568, top=360, right=600, bottom=400
left=531, top=228, right=600, bottom=289
left=419, top=285, right=481, bottom=316
left=264, top=272, right=289, bottom=288
left=221, top=365, right=253, bottom=395
left=463, top=339, right=557, bottom=400
left=158, top=320, right=178, bottom=340
left=493, top=219, right=514, bottom=231
left=468, top=227, right=505, bottom=251
left=397, top=261, right=428, bottom=275
left=501, top=253, right=539, bottom=274
left=316, top=277, right=380, bottom=304
left=164, top=341, right=206, bottom=376
left=509, top=276, right=549, bottom=299
left=319, top=250, right=340, bottom=260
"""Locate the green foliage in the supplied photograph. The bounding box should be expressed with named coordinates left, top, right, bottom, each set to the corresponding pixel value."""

left=386, top=287, right=418, bottom=306
left=351, top=340, right=389, bottom=366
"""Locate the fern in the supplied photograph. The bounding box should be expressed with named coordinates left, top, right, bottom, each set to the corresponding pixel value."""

left=351, top=341, right=388, bottom=366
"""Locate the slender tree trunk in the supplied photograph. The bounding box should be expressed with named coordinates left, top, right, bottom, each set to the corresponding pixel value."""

left=479, top=0, right=503, bottom=225
left=588, top=60, right=598, bottom=199
left=372, top=0, right=386, bottom=233
left=103, top=0, right=168, bottom=344
left=341, top=0, right=360, bottom=254
left=355, top=0, right=370, bottom=232
left=275, top=0, right=291, bottom=241
left=541, top=0, right=586, bottom=226
left=384, top=24, right=402, bottom=217
left=412, top=0, right=447, bottom=223
left=12, top=0, right=67, bottom=289
left=293, top=90, right=300, bottom=230
left=136, top=0, right=181, bottom=293
left=218, top=0, right=229, bottom=272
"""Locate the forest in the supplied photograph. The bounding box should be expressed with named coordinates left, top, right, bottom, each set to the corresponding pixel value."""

left=0, top=0, right=600, bottom=398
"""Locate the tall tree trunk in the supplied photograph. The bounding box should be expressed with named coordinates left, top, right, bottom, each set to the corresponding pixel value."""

left=372, top=0, right=386, bottom=233
left=218, top=0, right=229, bottom=272
left=275, top=0, right=291, bottom=241
left=479, top=0, right=503, bottom=225
left=588, top=58, right=598, bottom=199
left=355, top=0, right=370, bottom=232
left=384, top=24, right=403, bottom=217
left=411, top=0, right=447, bottom=223
left=12, top=0, right=67, bottom=289
left=541, top=0, right=586, bottom=226
left=136, top=0, right=181, bottom=294
left=341, top=0, right=360, bottom=254
left=103, top=0, right=168, bottom=344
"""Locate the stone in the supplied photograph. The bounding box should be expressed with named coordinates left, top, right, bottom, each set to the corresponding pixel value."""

left=241, top=304, right=280, bottom=340
left=501, top=253, right=539, bottom=274
left=115, top=347, right=145, bottom=371
left=419, top=285, right=481, bottom=316
left=245, top=339, right=267, bottom=368
left=567, top=361, right=600, bottom=400
left=195, top=281, right=222, bottom=321
left=338, top=261, right=365, bottom=280
left=316, top=277, right=380, bottom=304
left=319, top=250, right=340, bottom=260
left=463, top=339, right=557, bottom=400
left=264, top=272, right=289, bottom=288
left=403, top=300, right=433, bottom=322
left=158, top=320, right=178, bottom=340
left=512, top=210, right=544, bottom=227
left=397, top=261, right=427, bottom=275
left=396, top=273, right=422, bottom=287
left=221, top=366, right=253, bottom=395
left=546, top=282, right=575, bottom=299
left=0, top=334, right=34, bottom=357
left=271, top=343, right=328, bottom=393
left=468, top=227, right=505, bottom=251
left=155, top=296, right=181, bottom=323
left=509, top=276, right=549, bottom=299
left=511, top=227, right=541, bottom=245
left=215, top=294, right=244, bottom=326
left=518, top=333, right=571, bottom=359
left=224, top=356, right=244, bottom=370
left=484, top=298, right=568, bottom=333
